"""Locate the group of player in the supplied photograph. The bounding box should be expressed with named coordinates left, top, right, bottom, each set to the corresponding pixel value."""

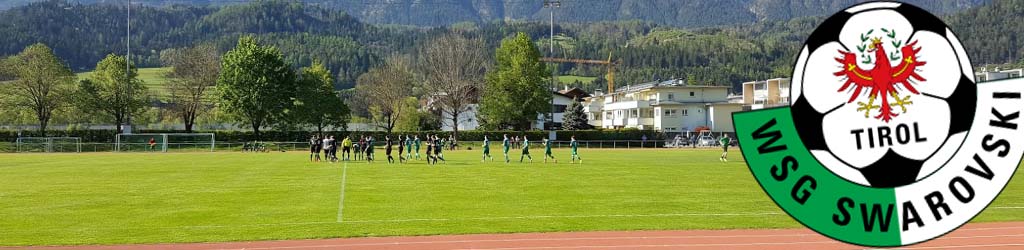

left=308, top=133, right=583, bottom=164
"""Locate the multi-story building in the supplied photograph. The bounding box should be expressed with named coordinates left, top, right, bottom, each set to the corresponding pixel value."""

left=741, top=78, right=790, bottom=109
left=976, top=68, right=1023, bottom=82
left=583, top=79, right=741, bottom=132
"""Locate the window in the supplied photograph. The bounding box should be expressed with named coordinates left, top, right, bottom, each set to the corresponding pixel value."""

left=605, top=111, right=613, bottom=118
left=668, top=93, right=675, bottom=100
left=664, top=109, right=678, bottom=117
left=553, top=105, right=567, bottom=113
left=689, top=91, right=695, bottom=97
left=681, top=109, right=689, bottom=116
left=630, top=109, right=639, bottom=118
left=665, top=127, right=677, bottom=131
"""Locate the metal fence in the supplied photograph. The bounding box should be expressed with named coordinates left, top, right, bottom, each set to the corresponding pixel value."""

left=0, top=139, right=736, bottom=153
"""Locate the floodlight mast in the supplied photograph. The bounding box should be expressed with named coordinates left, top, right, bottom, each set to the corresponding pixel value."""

left=544, top=0, right=559, bottom=140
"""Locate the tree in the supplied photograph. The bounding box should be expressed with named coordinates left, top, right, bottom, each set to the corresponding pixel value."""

left=394, top=97, right=422, bottom=132
left=562, top=97, right=590, bottom=130
left=163, top=44, right=220, bottom=133
left=76, top=54, right=149, bottom=134
left=217, top=36, right=296, bottom=140
left=0, top=43, right=75, bottom=135
left=355, top=56, right=415, bottom=134
left=294, top=60, right=350, bottom=136
left=419, top=33, right=488, bottom=137
left=479, top=32, right=550, bottom=130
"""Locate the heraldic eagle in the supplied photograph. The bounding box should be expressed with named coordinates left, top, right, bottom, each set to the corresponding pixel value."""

left=834, top=37, right=927, bottom=122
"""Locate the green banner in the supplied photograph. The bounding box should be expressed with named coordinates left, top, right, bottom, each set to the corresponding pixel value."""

left=734, top=107, right=900, bottom=247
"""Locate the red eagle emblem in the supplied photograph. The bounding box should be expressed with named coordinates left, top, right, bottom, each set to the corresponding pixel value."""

left=834, top=36, right=926, bottom=122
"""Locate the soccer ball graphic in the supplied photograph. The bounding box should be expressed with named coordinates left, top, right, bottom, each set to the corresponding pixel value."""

left=789, top=2, right=976, bottom=188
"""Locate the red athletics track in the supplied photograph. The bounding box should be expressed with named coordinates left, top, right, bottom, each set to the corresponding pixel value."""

left=14, top=222, right=1024, bottom=250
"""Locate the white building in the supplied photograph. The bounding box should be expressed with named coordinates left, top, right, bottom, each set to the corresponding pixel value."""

left=440, top=104, right=481, bottom=131
left=434, top=89, right=585, bottom=131
left=741, top=78, right=790, bottom=109
left=583, top=79, right=741, bottom=132
left=976, top=68, right=1023, bottom=82
left=533, top=91, right=578, bottom=130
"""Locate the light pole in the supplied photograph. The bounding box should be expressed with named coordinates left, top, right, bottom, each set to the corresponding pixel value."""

left=544, top=0, right=559, bottom=140
left=124, top=0, right=133, bottom=134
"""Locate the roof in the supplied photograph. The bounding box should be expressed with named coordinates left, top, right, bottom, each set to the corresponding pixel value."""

left=611, top=79, right=729, bottom=94
left=558, top=87, right=591, bottom=99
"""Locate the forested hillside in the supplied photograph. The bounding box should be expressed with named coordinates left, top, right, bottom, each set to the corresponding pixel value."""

left=0, top=0, right=988, bottom=28
left=0, top=0, right=1019, bottom=92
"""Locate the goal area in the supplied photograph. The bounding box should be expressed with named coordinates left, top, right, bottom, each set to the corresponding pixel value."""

left=116, top=133, right=215, bottom=152
left=16, top=137, right=81, bottom=153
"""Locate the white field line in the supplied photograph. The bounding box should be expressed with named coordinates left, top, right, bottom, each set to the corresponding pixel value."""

left=94, top=212, right=787, bottom=230
left=447, top=241, right=842, bottom=250
left=901, top=243, right=1024, bottom=249
left=341, top=212, right=785, bottom=223
left=205, top=236, right=831, bottom=250
left=989, top=206, right=1024, bottom=209
left=336, top=163, right=348, bottom=223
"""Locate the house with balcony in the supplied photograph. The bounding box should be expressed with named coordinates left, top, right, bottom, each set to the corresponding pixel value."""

left=582, top=79, right=740, bottom=132
left=741, top=78, right=790, bottom=109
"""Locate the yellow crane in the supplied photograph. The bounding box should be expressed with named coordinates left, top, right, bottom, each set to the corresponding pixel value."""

left=541, top=52, right=618, bottom=94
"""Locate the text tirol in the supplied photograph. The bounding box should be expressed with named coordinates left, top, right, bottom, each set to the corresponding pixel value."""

left=750, top=91, right=1020, bottom=233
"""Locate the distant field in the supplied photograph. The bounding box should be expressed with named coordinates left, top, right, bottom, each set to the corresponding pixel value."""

left=557, top=75, right=596, bottom=84
left=0, top=149, right=1021, bottom=246
left=76, top=67, right=173, bottom=98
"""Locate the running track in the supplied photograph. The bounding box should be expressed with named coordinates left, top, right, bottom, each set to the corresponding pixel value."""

left=16, top=222, right=1024, bottom=250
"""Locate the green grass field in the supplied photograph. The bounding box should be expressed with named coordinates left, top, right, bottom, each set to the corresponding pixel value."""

left=0, top=149, right=1022, bottom=246
left=557, top=75, right=596, bottom=84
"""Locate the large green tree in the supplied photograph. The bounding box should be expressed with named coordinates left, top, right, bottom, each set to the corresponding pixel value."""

left=76, top=54, right=149, bottom=134
left=163, top=44, right=220, bottom=133
left=479, top=32, right=550, bottom=130
left=217, top=36, right=296, bottom=140
left=0, top=43, right=75, bottom=135
left=294, top=60, right=350, bottom=136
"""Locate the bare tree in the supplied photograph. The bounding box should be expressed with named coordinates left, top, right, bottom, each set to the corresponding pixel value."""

left=419, top=34, right=489, bottom=137
left=163, top=44, right=220, bottom=133
left=355, top=56, right=415, bottom=134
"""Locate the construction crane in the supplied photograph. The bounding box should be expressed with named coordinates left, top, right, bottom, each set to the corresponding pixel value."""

left=541, top=52, right=618, bottom=94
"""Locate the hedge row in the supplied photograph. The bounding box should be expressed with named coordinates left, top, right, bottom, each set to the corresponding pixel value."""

left=0, top=129, right=666, bottom=143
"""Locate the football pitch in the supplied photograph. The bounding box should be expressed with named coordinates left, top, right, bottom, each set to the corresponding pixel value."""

left=1, top=149, right=1022, bottom=246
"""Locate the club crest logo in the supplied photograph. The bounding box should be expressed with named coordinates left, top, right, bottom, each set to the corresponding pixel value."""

left=732, top=1, right=1023, bottom=247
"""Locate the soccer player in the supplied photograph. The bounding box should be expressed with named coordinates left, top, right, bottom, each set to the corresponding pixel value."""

left=570, top=135, right=582, bottom=164
left=414, top=135, right=422, bottom=160
left=543, top=138, right=556, bottom=163
left=365, top=136, right=375, bottom=163
left=425, top=135, right=435, bottom=165
left=719, top=134, right=731, bottom=162
left=310, top=135, right=322, bottom=162
left=502, top=134, right=511, bottom=163
left=330, top=136, right=339, bottom=161
left=341, top=136, right=352, bottom=161
left=323, top=136, right=334, bottom=162
left=148, top=137, right=157, bottom=151
left=354, top=136, right=363, bottom=161
left=397, top=135, right=405, bottom=163
left=385, top=136, right=394, bottom=164
left=434, top=135, right=446, bottom=164
left=404, top=135, right=413, bottom=160
left=520, top=135, right=532, bottom=163
left=482, top=135, right=493, bottom=162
